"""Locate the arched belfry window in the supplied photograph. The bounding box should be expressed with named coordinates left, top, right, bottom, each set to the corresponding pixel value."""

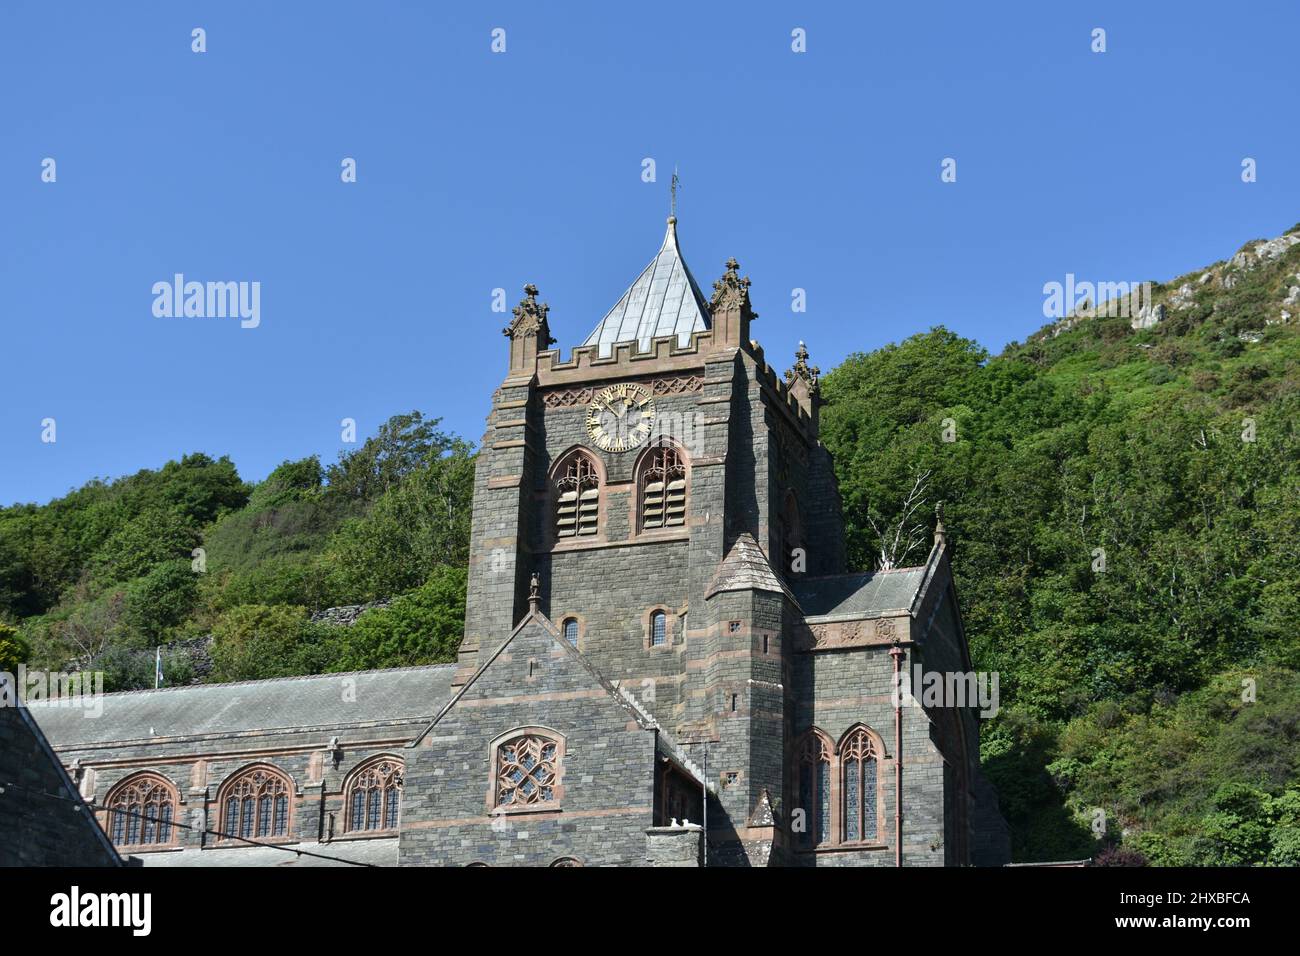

left=344, top=756, right=404, bottom=833
left=639, top=444, right=687, bottom=530
left=219, top=766, right=292, bottom=840
left=493, top=730, right=563, bottom=810
left=106, top=773, right=177, bottom=848
left=797, top=730, right=832, bottom=847
left=840, top=726, right=881, bottom=843
left=554, top=451, right=600, bottom=538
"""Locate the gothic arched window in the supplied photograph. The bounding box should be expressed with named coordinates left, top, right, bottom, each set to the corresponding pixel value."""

left=797, top=730, right=832, bottom=847
left=220, top=766, right=291, bottom=840
left=563, top=618, right=579, bottom=646
left=554, top=452, right=600, bottom=538
left=840, top=727, right=880, bottom=843
left=639, top=444, right=687, bottom=530
left=344, top=757, right=404, bottom=833
left=106, top=773, right=177, bottom=848
left=493, top=730, right=562, bottom=810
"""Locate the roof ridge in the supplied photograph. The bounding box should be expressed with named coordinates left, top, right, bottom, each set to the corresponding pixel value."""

left=27, top=662, right=457, bottom=702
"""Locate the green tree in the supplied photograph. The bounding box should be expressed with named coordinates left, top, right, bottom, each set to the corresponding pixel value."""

left=209, top=604, right=326, bottom=682
left=123, top=560, right=199, bottom=642
left=0, top=621, right=29, bottom=673
left=330, top=566, right=468, bottom=671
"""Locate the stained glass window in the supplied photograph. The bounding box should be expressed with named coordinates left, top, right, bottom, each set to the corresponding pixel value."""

left=496, top=733, right=559, bottom=808
left=344, top=758, right=403, bottom=832
left=797, top=732, right=832, bottom=847
left=106, top=774, right=178, bottom=848
left=350, top=790, right=365, bottom=831
left=221, top=768, right=291, bottom=840
left=841, top=729, right=879, bottom=843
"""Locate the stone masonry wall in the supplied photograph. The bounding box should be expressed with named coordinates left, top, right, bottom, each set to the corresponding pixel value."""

left=400, top=619, right=659, bottom=866
left=0, top=702, right=120, bottom=866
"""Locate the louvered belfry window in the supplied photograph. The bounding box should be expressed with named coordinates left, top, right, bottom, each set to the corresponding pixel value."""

left=555, top=455, right=599, bottom=537
left=641, top=446, right=687, bottom=529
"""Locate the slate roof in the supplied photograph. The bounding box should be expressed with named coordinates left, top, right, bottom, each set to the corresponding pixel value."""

left=791, top=567, right=928, bottom=620
left=582, top=217, right=711, bottom=356
left=26, top=665, right=456, bottom=748
left=705, top=532, right=790, bottom=599
left=134, top=838, right=398, bottom=867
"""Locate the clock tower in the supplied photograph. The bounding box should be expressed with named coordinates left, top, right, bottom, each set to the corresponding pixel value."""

left=447, top=214, right=1008, bottom=866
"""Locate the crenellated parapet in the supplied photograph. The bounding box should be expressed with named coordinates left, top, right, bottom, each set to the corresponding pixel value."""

left=535, top=328, right=715, bottom=387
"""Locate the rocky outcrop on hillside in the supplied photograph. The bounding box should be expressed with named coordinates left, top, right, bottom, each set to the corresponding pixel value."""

left=1030, top=223, right=1300, bottom=344
left=309, top=599, right=391, bottom=626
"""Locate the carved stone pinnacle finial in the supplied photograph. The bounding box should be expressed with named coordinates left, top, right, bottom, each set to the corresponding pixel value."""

left=784, top=341, right=821, bottom=393
left=503, top=284, right=555, bottom=345
left=709, top=257, right=757, bottom=321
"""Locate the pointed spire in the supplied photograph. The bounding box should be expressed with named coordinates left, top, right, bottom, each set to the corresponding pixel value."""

left=934, top=502, right=947, bottom=547
left=582, top=219, right=711, bottom=356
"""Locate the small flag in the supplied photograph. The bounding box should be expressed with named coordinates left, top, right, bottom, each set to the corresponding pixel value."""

left=154, top=647, right=164, bottom=689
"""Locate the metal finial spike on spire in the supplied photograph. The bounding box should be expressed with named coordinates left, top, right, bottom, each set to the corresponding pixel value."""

left=670, top=166, right=680, bottom=219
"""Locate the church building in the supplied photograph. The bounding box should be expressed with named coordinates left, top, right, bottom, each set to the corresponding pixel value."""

left=26, top=217, right=1011, bottom=867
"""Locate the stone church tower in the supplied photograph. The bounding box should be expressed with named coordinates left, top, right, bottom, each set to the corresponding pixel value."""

left=24, top=217, right=1010, bottom=868
left=401, top=216, right=1010, bottom=866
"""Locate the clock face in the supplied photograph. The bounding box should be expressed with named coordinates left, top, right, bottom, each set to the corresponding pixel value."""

left=586, top=382, right=656, bottom=452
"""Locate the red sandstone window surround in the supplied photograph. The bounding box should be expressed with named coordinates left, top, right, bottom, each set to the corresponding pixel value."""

left=637, top=442, right=688, bottom=531
left=644, top=606, right=674, bottom=648
left=796, top=730, right=833, bottom=848
left=490, top=728, right=565, bottom=813
left=343, top=756, right=404, bottom=834
left=794, top=724, right=887, bottom=850
left=218, top=765, right=293, bottom=842
left=105, top=772, right=178, bottom=849
left=553, top=450, right=601, bottom=539
left=839, top=727, right=880, bottom=844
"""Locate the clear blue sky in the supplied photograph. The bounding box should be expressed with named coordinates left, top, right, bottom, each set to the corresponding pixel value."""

left=3, top=1, right=1297, bottom=506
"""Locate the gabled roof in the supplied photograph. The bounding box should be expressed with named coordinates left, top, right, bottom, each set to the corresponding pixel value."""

left=409, top=610, right=706, bottom=787
left=582, top=217, right=711, bottom=356
left=26, top=665, right=456, bottom=748
left=790, top=567, right=928, bottom=620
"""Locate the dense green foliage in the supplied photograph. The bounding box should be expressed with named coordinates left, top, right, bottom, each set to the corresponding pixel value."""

left=0, top=413, right=475, bottom=688
left=2, top=228, right=1296, bottom=864
left=821, top=229, right=1300, bottom=863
